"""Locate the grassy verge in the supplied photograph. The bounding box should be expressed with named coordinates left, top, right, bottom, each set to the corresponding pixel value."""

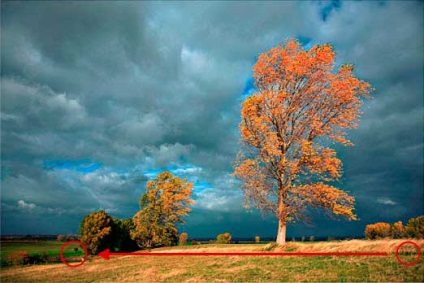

left=1, top=240, right=423, bottom=282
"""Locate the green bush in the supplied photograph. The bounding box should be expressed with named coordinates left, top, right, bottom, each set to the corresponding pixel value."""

left=391, top=221, right=406, bottom=239
left=79, top=210, right=114, bottom=254
left=112, top=218, right=138, bottom=252
left=406, top=216, right=424, bottom=239
left=216, top=233, right=231, bottom=244
left=5, top=251, right=62, bottom=266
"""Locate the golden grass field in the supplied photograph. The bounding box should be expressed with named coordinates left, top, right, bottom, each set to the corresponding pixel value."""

left=1, top=239, right=423, bottom=282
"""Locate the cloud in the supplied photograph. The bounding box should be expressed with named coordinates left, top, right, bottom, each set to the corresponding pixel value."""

left=18, top=200, right=36, bottom=209
left=1, top=78, right=87, bottom=130
left=376, top=198, right=397, bottom=206
left=1, top=1, right=422, bottom=237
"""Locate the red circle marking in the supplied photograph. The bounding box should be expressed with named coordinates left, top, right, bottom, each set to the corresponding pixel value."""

left=60, top=240, right=88, bottom=268
left=395, top=241, right=421, bottom=267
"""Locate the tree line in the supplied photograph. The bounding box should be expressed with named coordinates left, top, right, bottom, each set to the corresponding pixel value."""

left=79, top=172, right=194, bottom=254
left=365, top=216, right=423, bottom=239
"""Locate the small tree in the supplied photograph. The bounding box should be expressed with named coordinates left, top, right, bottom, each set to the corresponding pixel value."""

left=405, top=216, right=424, bottom=239
left=391, top=221, right=406, bottom=239
left=179, top=233, right=188, bottom=246
left=255, top=235, right=260, bottom=243
left=365, top=222, right=391, bottom=239
left=79, top=210, right=114, bottom=254
left=216, top=233, right=232, bottom=244
left=131, top=208, right=177, bottom=249
left=309, top=236, right=315, bottom=242
left=131, top=172, right=194, bottom=249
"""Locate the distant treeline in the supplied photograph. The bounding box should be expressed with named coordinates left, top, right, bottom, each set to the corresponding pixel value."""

left=365, top=216, right=423, bottom=239
left=1, top=235, right=59, bottom=241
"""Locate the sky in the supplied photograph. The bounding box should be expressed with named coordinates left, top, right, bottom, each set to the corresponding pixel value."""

left=1, top=1, right=423, bottom=239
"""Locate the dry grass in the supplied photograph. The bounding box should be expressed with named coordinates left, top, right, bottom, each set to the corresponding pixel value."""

left=277, top=239, right=424, bottom=253
left=153, top=244, right=264, bottom=253
left=1, top=240, right=423, bottom=282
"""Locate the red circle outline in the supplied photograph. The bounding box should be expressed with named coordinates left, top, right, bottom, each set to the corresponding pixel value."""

left=60, top=240, right=88, bottom=268
left=395, top=241, right=421, bottom=267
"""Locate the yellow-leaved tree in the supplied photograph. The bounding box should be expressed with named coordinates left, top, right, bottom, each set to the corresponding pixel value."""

left=131, top=171, right=194, bottom=248
left=233, top=39, right=372, bottom=245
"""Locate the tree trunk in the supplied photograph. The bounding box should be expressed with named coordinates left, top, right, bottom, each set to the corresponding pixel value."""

left=276, top=219, right=286, bottom=245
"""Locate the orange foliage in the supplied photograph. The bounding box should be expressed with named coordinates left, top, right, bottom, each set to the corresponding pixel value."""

left=391, top=221, right=406, bottom=239
left=131, top=172, right=194, bottom=248
left=233, top=39, right=372, bottom=242
left=365, top=222, right=392, bottom=239
left=144, top=171, right=194, bottom=224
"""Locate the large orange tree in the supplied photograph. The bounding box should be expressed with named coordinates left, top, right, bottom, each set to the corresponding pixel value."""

left=233, top=39, right=372, bottom=245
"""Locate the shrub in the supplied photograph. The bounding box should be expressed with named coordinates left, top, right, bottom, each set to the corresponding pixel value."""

left=309, top=236, right=315, bottom=242
left=365, top=222, right=391, bottom=239
left=179, top=233, right=188, bottom=246
left=255, top=236, right=260, bottom=243
left=29, top=253, right=43, bottom=264
left=7, top=251, right=30, bottom=265
left=112, top=218, right=138, bottom=252
left=405, top=216, right=424, bottom=239
left=216, top=233, right=232, bottom=244
left=40, top=252, right=50, bottom=263
left=391, top=221, right=406, bottom=239
left=79, top=210, right=114, bottom=254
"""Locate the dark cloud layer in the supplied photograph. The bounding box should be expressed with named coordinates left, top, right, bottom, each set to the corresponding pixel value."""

left=1, top=1, right=422, bottom=238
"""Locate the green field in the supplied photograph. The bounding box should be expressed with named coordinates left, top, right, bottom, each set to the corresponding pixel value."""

left=1, top=239, right=423, bottom=282
left=1, top=241, right=85, bottom=265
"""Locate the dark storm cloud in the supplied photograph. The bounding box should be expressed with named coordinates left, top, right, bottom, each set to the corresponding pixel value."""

left=1, top=1, right=422, bottom=237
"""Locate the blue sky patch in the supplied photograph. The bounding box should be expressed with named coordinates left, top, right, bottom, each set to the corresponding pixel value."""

left=242, top=77, right=256, bottom=97
left=42, top=159, right=102, bottom=174
left=319, top=0, right=341, bottom=22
